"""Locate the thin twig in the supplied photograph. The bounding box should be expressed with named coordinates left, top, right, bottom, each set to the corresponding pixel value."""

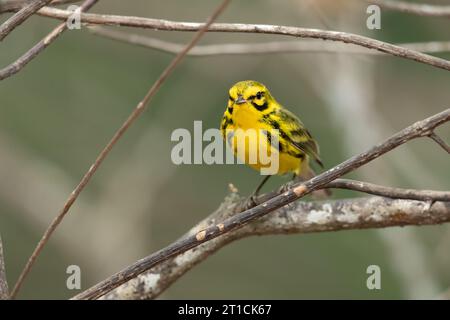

left=101, top=195, right=450, bottom=300
left=0, top=0, right=52, bottom=41
left=7, top=0, right=100, bottom=298
left=370, top=0, right=450, bottom=18
left=326, top=179, right=450, bottom=202
left=429, top=132, right=450, bottom=154
left=28, top=7, right=450, bottom=71
left=74, top=109, right=450, bottom=300
left=0, top=0, right=97, bottom=81
left=0, top=0, right=79, bottom=13
left=0, top=235, right=8, bottom=300
left=10, top=0, right=230, bottom=300
left=89, top=27, right=450, bottom=57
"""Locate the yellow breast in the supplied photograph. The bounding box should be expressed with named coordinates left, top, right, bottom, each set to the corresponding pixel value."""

left=221, top=102, right=304, bottom=175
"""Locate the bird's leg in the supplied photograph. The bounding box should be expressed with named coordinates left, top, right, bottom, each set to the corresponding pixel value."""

left=242, top=175, right=271, bottom=210
left=253, top=175, right=271, bottom=198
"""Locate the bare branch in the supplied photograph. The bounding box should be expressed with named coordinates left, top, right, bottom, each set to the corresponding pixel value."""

left=371, top=0, right=450, bottom=18
left=9, top=0, right=230, bottom=300
left=103, top=177, right=450, bottom=299
left=0, top=0, right=97, bottom=81
left=89, top=26, right=450, bottom=57
left=102, top=195, right=450, bottom=300
left=428, top=132, right=450, bottom=154
left=18, top=7, right=449, bottom=71
left=0, top=0, right=53, bottom=41
left=0, top=235, right=8, bottom=300
left=74, top=109, right=450, bottom=300
left=101, top=176, right=450, bottom=299
left=0, top=0, right=78, bottom=13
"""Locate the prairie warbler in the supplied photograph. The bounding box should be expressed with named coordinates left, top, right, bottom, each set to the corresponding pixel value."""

left=220, top=80, right=325, bottom=199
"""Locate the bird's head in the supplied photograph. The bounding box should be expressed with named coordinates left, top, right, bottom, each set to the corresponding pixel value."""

left=228, top=80, right=273, bottom=111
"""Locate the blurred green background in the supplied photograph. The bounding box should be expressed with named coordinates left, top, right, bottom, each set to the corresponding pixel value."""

left=0, top=0, right=449, bottom=299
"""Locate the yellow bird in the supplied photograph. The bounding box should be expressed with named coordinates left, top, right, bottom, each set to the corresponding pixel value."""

left=220, top=80, right=325, bottom=199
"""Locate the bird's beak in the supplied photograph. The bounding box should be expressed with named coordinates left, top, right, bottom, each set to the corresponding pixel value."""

left=235, top=95, right=247, bottom=105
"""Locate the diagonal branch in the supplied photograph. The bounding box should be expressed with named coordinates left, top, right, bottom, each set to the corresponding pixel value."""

left=9, top=0, right=230, bottom=300
left=89, top=27, right=450, bottom=57
left=0, top=0, right=97, bottom=81
left=101, top=176, right=450, bottom=299
left=28, top=7, right=450, bottom=72
left=101, top=195, right=450, bottom=300
left=103, top=178, right=450, bottom=299
left=0, top=0, right=53, bottom=41
left=73, top=108, right=450, bottom=300
left=101, top=177, right=450, bottom=299
left=0, top=234, right=8, bottom=300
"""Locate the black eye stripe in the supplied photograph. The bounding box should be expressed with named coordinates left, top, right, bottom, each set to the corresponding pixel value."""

left=248, top=92, right=264, bottom=100
left=229, top=95, right=234, bottom=101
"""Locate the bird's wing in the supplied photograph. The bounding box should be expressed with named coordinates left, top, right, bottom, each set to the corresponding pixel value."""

left=276, top=108, right=324, bottom=168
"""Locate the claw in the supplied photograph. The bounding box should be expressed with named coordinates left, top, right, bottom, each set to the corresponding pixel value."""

left=278, top=180, right=295, bottom=194
left=239, top=194, right=258, bottom=211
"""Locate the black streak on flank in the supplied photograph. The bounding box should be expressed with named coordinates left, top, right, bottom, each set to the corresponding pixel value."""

left=227, top=106, right=233, bottom=115
left=289, top=130, right=303, bottom=137
left=261, top=110, right=277, bottom=121
left=264, top=118, right=307, bottom=159
left=268, top=119, right=280, bottom=130
left=263, top=130, right=286, bottom=153
left=289, top=151, right=305, bottom=159
left=221, top=116, right=233, bottom=131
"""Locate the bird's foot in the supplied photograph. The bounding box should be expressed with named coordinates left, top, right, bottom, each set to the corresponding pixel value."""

left=277, top=179, right=297, bottom=194
left=239, top=194, right=259, bottom=211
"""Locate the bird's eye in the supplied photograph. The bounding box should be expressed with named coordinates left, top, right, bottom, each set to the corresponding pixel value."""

left=256, top=92, right=263, bottom=100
